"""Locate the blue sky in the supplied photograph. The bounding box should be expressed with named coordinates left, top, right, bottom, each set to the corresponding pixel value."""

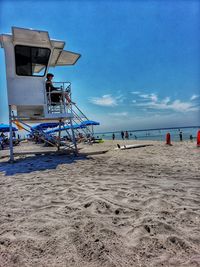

left=0, top=0, right=199, bottom=131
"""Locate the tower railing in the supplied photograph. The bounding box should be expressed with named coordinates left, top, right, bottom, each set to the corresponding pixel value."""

left=46, top=81, right=72, bottom=115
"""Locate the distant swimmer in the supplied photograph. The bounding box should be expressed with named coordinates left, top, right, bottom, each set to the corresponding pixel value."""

left=179, top=131, right=183, bottom=141
left=121, top=131, right=124, bottom=140
left=125, top=131, right=129, bottom=140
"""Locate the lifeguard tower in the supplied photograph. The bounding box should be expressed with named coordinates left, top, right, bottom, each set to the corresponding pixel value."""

left=0, top=27, right=81, bottom=161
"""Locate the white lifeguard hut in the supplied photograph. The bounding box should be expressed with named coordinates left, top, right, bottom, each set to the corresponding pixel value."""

left=0, top=27, right=81, bottom=161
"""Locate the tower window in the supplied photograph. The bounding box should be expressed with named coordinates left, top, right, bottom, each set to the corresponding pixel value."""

left=15, top=45, right=51, bottom=76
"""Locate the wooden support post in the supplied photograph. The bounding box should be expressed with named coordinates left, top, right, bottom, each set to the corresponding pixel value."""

left=9, top=105, right=14, bottom=162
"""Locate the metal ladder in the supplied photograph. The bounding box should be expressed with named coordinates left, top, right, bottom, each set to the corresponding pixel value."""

left=71, top=103, right=93, bottom=136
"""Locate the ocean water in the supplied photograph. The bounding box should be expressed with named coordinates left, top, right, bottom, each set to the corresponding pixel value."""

left=94, top=127, right=200, bottom=142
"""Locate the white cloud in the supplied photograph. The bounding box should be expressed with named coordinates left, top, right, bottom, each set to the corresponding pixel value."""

left=140, top=93, right=158, bottom=102
left=89, top=94, right=125, bottom=107
left=132, top=91, right=199, bottom=113
left=116, top=95, right=125, bottom=103
left=136, top=98, right=198, bottom=112
left=140, top=94, right=149, bottom=99
left=162, top=97, right=170, bottom=104
left=89, top=94, right=118, bottom=107
left=150, top=94, right=158, bottom=102
left=169, top=100, right=198, bottom=112
left=190, top=94, right=199, bottom=101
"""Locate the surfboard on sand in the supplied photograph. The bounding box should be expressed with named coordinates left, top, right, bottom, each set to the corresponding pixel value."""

left=116, top=144, right=153, bottom=150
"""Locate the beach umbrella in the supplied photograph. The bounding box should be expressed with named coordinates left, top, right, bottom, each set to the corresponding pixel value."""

left=0, top=123, right=18, bottom=132
left=46, top=126, right=70, bottom=134
left=46, top=124, right=85, bottom=134
left=81, top=120, right=100, bottom=126
left=71, top=124, right=86, bottom=129
left=32, top=122, right=64, bottom=131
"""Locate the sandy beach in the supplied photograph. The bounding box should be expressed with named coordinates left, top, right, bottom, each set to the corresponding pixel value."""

left=0, top=140, right=200, bottom=267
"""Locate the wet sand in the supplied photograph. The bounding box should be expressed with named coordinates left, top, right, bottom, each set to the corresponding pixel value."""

left=0, top=140, right=200, bottom=267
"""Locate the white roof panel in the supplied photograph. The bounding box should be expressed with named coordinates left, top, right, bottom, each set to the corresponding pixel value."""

left=12, top=27, right=51, bottom=47
left=50, top=40, right=65, bottom=49
left=49, top=48, right=62, bottom=66
left=56, top=50, right=81, bottom=66
left=3, top=27, right=81, bottom=67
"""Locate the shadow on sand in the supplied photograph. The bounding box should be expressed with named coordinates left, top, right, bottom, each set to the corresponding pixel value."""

left=0, top=153, right=90, bottom=176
